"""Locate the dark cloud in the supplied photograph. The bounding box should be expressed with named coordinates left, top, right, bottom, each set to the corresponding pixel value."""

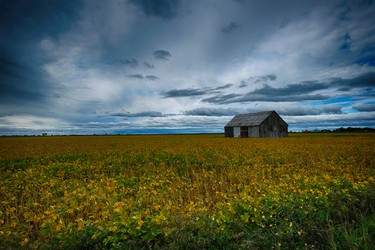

left=226, top=94, right=328, bottom=103
left=239, top=81, right=247, bottom=88
left=129, top=0, right=180, bottom=20
left=128, top=74, right=159, bottom=80
left=161, top=84, right=234, bottom=99
left=145, top=75, right=159, bottom=80
left=203, top=80, right=330, bottom=104
left=337, top=86, right=352, bottom=91
left=240, top=74, right=277, bottom=85
left=277, top=107, right=321, bottom=116
left=203, top=84, right=327, bottom=104
left=162, top=88, right=208, bottom=98
left=352, top=103, right=375, bottom=112
left=0, top=0, right=83, bottom=110
left=214, top=84, right=233, bottom=90
left=321, top=105, right=343, bottom=114
left=185, top=105, right=342, bottom=117
left=128, top=74, right=144, bottom=79
left=120, top=59, right=138, bottom=67
left=0, top=0, right=83, bottom=42
left=144, top=61, right=154, bottom=68
left=153, top=50, right=171, bottom=60
left=340, top=33, right=351, bottom=51
left=262, top=74, right=277, bottom=81
left=0, top=48, right=52, bottom=105
left=330, top=72, right=375, bottom=88
left=0, top=113, right=12, bottom=118
left=111, top=111, right=163, bottom=117
left=252, top=81, right=327, bottom=96
left=275, top=105, right=340, bottom=117
left=202, top=93, right=242, bottom=103
left=184, top=107, right=238, bottom=116
left=221, top=22, right=239, bottom=34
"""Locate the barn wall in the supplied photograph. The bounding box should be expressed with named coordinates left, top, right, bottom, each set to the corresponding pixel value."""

left=224, top=127, right=233, bottom=137
left=259, top=124, right=288, bottom=138
left=248, top=126, right=260, bottom=138
left=279, top=125, right=288, bottom=137
left=260, top=112, right=288, bottom=138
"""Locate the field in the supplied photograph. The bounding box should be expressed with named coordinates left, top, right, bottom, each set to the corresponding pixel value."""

left=0, top=133, right=374, bottom=249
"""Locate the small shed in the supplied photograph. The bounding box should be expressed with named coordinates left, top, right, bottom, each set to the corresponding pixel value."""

left=224, top=111, right=288, bottom=138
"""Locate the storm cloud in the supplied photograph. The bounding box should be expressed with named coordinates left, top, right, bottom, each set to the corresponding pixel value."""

left=251, top=82, right=327, bottom=96
left=214, top=84, right=233, bottom=90
left=221, top=22, right=239, bottom=34
left=110, top=111, right=163, bottom=117
left=203, top=73, right=375, bottom=104
left=144, top=62, right=154, bottom=68
left=352, top=103, right=375, bottom=112
left=121, top=59, right=138, bottom=67
left=1, top=0, right=374, bottom=134
left=184, top=108, right=239, bottom=116
left=128, top=74, right=159, bottom=80
left=128, top=74, right=144, bottom=79
left=162, top=88, right=208, bottom=98
left=153, top=50, right=172, bottom=60
left=330, top=72, right=375, bottom=88
left=145, top=75, right=159, bottom=81
left=129, top=0, right=180, bottom=20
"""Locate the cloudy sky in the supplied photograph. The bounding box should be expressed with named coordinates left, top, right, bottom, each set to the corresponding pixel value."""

left=1, top=0, right=375, bottom=135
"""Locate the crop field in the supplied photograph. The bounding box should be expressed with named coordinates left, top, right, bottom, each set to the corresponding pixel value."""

left=0, top=133, right=374, bottom=249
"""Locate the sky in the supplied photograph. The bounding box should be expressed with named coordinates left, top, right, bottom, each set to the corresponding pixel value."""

left=1, top=0, right=375, bottom=135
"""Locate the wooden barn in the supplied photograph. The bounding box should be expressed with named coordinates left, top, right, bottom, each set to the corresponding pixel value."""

left=224, top=111, right=288, bottom=138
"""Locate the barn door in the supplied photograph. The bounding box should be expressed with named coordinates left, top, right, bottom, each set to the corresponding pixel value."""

left=240, top=127, right=248, bottom=138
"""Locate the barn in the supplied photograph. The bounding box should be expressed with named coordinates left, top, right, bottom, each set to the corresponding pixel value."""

left=224, top=111, right=288, bottom=138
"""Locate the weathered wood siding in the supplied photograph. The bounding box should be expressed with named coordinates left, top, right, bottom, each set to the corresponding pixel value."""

left=259, top=112, right=288, bottom=138
left=224, top=127, right=233, bottom=137
left=248, top=126, right=260, bottom=138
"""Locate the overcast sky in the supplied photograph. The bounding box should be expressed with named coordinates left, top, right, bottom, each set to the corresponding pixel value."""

left=1, top=0, right=375, bottom=135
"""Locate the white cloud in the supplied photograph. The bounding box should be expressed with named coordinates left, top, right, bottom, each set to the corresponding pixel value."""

left=0, top=115, right=67, bottom=130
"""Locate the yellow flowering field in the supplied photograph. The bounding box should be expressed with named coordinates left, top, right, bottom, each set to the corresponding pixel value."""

left=0, top=133, right=374, bottom=249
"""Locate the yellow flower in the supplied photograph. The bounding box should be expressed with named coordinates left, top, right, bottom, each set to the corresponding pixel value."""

left=22, top=238, right=29, bottom=245
left=76, top=219, right=84, bottom=231
left=115, top=202, right=124, bottom=207
left=56, top=225, right=63, bottom=232
left=154, top=205, right=161, bottom=210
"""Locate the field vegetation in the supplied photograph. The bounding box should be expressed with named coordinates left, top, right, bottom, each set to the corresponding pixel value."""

left=0, top=133, right=374, bottom=249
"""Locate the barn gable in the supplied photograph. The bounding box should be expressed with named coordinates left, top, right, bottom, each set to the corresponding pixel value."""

left=224, top=111, right=288, bottom=138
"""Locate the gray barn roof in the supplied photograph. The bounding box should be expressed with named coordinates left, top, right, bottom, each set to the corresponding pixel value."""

left=225, top=111, right=274, bottom=127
